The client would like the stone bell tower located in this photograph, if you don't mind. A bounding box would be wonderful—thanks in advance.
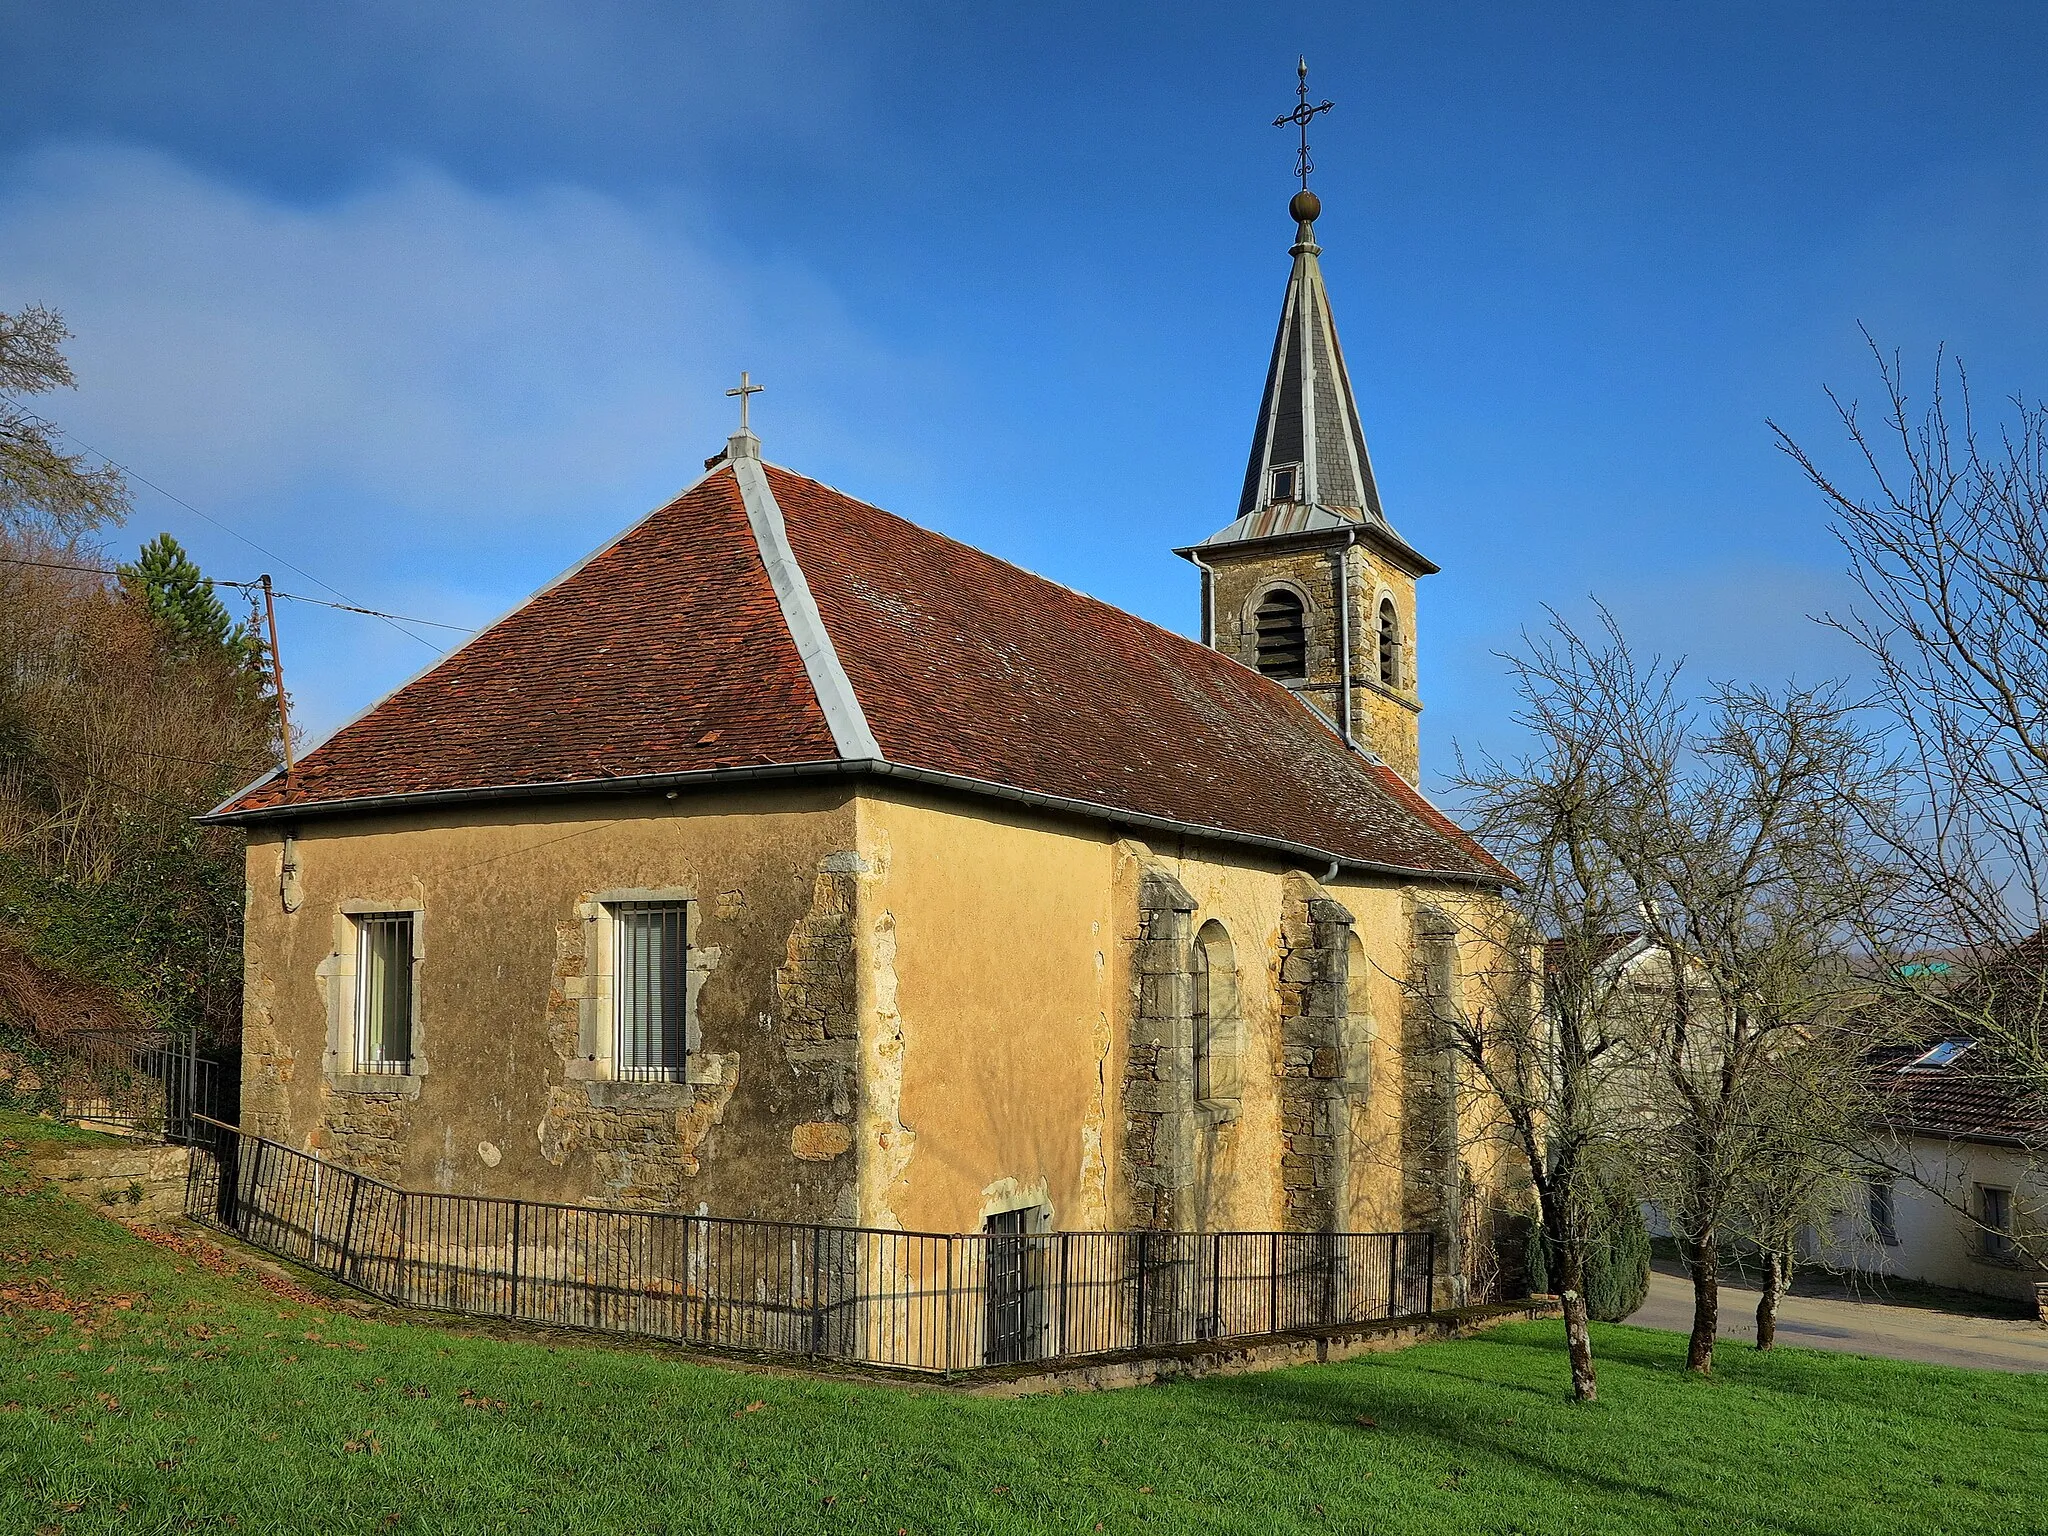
[1176,170,1436,785]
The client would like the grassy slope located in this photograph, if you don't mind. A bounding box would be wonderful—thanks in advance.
[2,1109,2044,1536]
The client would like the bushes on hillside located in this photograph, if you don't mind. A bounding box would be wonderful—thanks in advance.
[0,534,276,1044]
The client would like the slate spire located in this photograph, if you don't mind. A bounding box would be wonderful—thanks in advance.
[1234,189,1386,530]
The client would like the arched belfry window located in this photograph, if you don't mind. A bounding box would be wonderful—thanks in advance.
[1254,589,1307,682]
[1191,920,1242,1112]
[1378,597,1402,688]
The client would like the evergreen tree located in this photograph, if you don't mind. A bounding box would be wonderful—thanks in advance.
[118,533,263,671]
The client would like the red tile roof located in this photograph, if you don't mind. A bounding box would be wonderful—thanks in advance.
[211,460,1507,883]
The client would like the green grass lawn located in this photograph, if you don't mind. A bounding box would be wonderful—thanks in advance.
[3,1109,2044,1535]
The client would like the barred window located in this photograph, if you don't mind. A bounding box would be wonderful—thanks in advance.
[1254,589,1307,681]
[1869,1177,1898,1246]
[612,901,689,1082]
[353,913,414,1075]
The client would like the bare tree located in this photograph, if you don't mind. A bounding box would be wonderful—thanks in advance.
[1445,614,1668,1402]
[1728,1029,1870,1348]
[1775,343,2048,1257]
[1461,610,1895,1375]
[0,306,131,536]
[1621,672,1896,1372]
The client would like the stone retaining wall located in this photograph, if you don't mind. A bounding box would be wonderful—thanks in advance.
[31,1136,192,1223]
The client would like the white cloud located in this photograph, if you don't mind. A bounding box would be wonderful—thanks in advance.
[0,142,922,737]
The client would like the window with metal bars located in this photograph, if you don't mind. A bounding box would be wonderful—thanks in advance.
[353,913,414,1074]
[1378,596,1401,687]
[612,901,689,1082]
[1253,589,1307,681]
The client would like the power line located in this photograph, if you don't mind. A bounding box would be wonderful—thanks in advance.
[0,553,476,634]
[1,393,443,651]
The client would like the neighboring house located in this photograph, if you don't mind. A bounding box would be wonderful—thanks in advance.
[202,185,1518,1296]
[1817,1034,2047,1304]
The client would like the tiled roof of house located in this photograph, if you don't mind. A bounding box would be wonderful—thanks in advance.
[1875,1039,2047,1147]
[1874,934,2048,1146]
[209,454,1508,884]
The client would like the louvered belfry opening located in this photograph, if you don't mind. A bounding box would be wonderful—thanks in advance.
[1254,589,1307,681]
[1378,597,1400,687]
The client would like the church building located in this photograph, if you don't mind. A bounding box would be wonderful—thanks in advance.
[208,180,1516,1296]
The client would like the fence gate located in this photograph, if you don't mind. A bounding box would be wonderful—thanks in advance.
[982,1209,1046,1365]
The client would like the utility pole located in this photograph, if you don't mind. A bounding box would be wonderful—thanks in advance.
[259,574,294,778]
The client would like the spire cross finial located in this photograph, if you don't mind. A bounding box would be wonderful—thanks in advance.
[725,370,764,432]
[1272,57,1335,192]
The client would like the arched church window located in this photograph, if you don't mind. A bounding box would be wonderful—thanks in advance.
[1344,930,1372,1097]
[1254,589,1307,681]
[1191,919,1241,1109]
[1378,597,1401,688]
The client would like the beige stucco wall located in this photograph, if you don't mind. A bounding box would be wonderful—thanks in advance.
[848,786,1118,1234]
[849,782,1517,1246]
[240,784,867,1222]
[238,775,1520,1251]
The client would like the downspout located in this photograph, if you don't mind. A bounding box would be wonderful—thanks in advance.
[1188,547,1216,648]
[1335,529,1357,749]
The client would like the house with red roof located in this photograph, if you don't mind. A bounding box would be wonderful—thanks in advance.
[207,183,1517,1314]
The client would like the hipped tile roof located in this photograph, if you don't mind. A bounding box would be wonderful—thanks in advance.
[210,460,1507,884]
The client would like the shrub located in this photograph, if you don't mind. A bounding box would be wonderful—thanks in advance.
[1525,1196,1652,1322]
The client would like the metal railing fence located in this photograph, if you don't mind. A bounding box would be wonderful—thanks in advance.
[185,1120,1434,1373]
[59,1029,238,1145]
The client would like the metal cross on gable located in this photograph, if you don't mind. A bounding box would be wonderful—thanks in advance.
[726,370,764,432]
[1273,57,1335,191]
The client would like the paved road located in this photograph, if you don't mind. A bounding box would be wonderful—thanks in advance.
[1624,1267,2048,1371]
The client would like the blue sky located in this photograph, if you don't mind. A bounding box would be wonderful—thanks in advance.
[4,2,2046,783]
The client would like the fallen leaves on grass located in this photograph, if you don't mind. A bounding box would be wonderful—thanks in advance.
[130,1226,328,1307]
[457,1389,507,1413]
[0,1276,142,1324]
[733,1400,767,1417]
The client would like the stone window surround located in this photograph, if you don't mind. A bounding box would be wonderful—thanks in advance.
[1239,576,1319,638]
[568,887,721,1107]
[1974,1184,2020,1265]
[1373,586,1408,692]
[1341,929,1374,1098]
[1191,918,1244,1125]
[324,901,428,1098]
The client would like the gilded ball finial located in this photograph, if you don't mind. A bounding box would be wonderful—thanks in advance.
[1290,189,1321,224]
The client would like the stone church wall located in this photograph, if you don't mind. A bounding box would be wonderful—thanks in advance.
[238,780,1523,1255]
[240,785,868,1224]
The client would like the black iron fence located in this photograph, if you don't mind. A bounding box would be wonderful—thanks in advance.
[60,1029,238,1145]
[185,1120,1435,1373]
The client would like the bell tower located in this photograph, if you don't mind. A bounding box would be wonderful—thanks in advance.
[1176,67,1434,783]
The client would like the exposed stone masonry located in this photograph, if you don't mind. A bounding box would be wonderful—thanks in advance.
[1275,872,1352,1232]
[1401,904,1466,1305]
[775,855,863,1193]
[1204,541,1422,785]
[1122,864,1197,1232]
[321,1091,410,1182]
